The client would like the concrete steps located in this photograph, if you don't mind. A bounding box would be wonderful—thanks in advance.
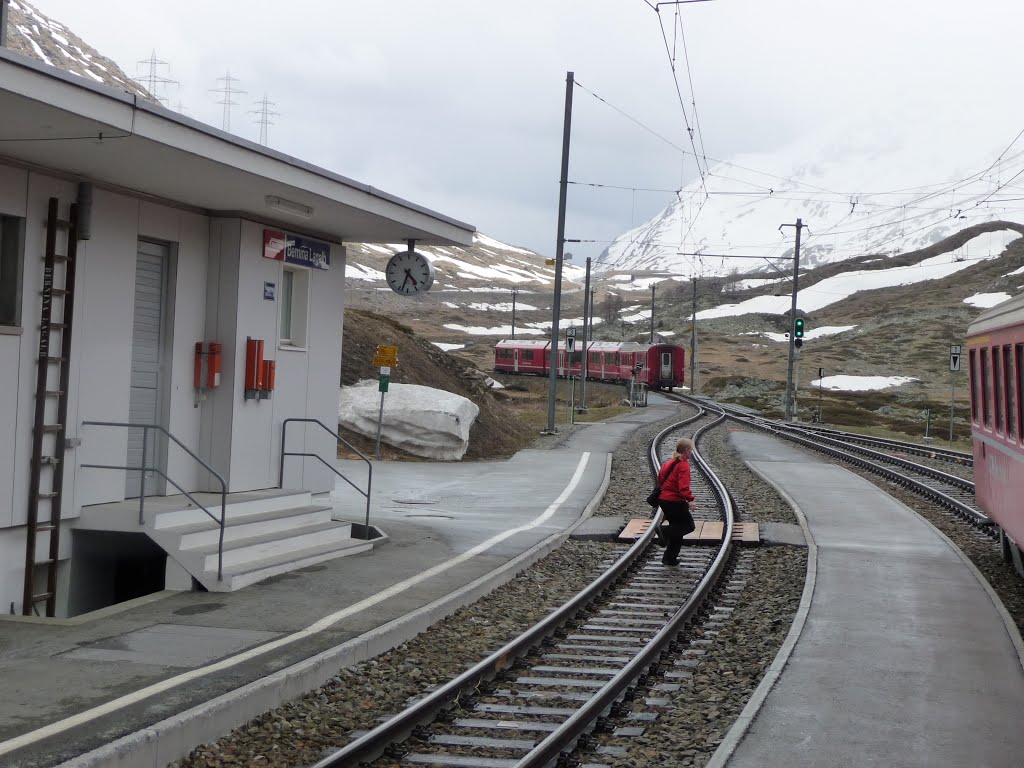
[80,488,376,592]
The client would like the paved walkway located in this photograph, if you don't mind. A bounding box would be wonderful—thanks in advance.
[0,396,677,768]
[711,432,1024,768]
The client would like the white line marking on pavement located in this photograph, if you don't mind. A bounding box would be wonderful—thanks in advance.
[0,452,591,757]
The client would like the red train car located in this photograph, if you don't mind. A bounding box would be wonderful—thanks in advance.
[967,293,1024,574]
[494,339,686,390]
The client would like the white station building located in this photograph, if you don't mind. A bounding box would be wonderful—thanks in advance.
[0,47,475,618]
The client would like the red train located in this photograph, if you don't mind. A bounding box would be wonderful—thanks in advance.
[967,293,1024,575]
[493,340,686,390]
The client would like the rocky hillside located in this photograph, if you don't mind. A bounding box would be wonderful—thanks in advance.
[340,310,535,460]
[4,0,152,98]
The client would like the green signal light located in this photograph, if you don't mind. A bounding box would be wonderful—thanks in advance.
[794,318,805,338]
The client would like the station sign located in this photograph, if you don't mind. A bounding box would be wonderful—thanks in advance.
[262,229,331,270]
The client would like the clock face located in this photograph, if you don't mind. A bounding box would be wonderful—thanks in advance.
[385,250,435,295]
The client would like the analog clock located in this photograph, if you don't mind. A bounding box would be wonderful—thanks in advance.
[385,249,435,295]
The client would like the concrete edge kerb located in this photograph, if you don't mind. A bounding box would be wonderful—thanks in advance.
[704,460,818,768]
[908,506,1024,672]
[56,452,614,768]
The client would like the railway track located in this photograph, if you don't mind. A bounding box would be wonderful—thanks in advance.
[795,424,973,465]
[701,400,991,534]
[308,405,738,768]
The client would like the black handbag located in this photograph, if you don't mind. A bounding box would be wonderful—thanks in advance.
[646,459,679,507]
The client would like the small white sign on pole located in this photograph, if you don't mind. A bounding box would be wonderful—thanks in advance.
[567,336,576,352]
[949,344,962,372]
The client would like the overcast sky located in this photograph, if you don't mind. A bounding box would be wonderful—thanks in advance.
[36,0,1024,261]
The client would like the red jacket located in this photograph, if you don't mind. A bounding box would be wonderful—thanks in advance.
[657,457,694,503]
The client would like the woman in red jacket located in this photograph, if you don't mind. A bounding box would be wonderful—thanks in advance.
[656,437,696,565]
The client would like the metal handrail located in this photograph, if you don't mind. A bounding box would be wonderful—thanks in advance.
[280,418,372,533]
[80,421,226,581]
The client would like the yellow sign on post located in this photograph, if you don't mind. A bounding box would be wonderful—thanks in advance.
[373,344,398,368]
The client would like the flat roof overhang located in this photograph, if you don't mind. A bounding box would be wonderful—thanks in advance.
[0,49,475,246]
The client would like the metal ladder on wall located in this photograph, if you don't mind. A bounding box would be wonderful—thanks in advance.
[22,198,78,617]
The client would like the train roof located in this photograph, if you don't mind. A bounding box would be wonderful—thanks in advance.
[967,293,1024,337]
[495,339,666,351]
[495,339,550,348]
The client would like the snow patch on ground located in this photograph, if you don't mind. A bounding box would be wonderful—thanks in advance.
[756,325,857,343]
[963,292,1012,308]
[431,342,465,351]
[811,375,917,391]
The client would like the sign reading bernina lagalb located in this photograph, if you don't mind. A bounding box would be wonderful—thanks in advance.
[263,229,331,270]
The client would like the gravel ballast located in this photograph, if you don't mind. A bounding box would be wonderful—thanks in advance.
[171,404,815,768]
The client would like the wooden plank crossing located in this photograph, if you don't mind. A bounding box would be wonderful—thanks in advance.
[619,519,760,546]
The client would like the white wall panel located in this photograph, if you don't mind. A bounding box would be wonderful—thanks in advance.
[70,189,140,509]
[228,220,282,491]
[199,218,240,491]
[0,335,21,528]
[143,206,210,491]
[300,242,346,494]
[0,164,28,217]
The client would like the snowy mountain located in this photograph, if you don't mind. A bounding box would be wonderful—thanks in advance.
[3,0,152,98]
[598,117,1024,279]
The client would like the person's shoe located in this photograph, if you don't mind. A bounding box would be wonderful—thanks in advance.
[661,557,680,566]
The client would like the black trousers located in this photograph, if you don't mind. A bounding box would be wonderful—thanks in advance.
[660,500,695,562]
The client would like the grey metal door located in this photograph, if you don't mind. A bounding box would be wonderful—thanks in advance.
[125,240,168,498]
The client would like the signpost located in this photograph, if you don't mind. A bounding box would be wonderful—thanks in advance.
[817,367,824,423]
[949,345,961,445]
[373,344,399,458]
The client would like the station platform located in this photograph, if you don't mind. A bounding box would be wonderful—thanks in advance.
[709,431,1024,768]
[0,397,678,768]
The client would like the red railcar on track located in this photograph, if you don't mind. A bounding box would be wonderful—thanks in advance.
[967,293,1024,574]
[493,339,686,390]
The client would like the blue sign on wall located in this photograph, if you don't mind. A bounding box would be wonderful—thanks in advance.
[263,229,331,270]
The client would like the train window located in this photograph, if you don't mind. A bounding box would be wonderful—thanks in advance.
[523,350,533,362]
[1005,345,1017,441]
[1017,345,1024,441]
[969,350,979,423]
[994,351,1004,434]
[981,348,992,429]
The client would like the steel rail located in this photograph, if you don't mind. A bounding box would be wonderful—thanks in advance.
[766,421,975,493]
[313,406,734,768]
[716,409,991,528]
[794,423,973,464]
[514,407,734,768]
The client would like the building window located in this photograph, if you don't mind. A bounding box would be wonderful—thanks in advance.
[279,266,309,348]
[0,215,25,327]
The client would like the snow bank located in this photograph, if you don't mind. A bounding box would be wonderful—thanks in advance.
[338,382,480,460]
[811,375,917,391]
